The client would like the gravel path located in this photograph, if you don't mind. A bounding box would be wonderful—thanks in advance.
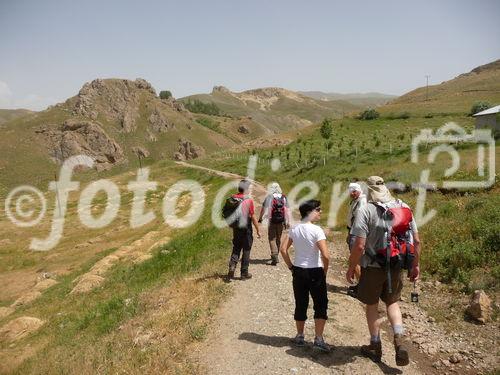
[179,161,431,374]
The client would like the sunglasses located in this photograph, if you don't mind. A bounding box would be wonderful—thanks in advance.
[314,207,322,212]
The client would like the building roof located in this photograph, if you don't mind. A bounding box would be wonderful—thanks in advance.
[473,104,500,116]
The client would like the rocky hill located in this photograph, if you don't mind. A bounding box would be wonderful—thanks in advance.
[381,59,500,115]
[0,78,265,193]
[180,86,360,133]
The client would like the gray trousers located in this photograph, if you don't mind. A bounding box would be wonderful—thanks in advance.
[268,222,284,260]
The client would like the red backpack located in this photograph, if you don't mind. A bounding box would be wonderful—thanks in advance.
[270,195,286,224]
[369,200,416,270]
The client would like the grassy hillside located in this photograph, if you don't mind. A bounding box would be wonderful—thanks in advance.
[0,109,33,125]
[299,91,396,107]
[193,114,500,293]
[381,59,500,115]
[0,161,233,374]
[180,86,360,133]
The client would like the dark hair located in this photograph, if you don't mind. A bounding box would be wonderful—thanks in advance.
[299,199,321,219]
[238,179,251,193]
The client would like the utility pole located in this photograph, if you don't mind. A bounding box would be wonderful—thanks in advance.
[425,75,430,101]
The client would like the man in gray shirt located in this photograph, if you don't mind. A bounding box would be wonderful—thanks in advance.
[346,176,421,367]
[346,182,367,296]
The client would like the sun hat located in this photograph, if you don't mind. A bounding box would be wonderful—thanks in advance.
[366,176,393,203]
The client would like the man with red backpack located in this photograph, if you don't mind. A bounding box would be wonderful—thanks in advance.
[223,179,261,280]
[258,182,290,265]
[346,176,421,367]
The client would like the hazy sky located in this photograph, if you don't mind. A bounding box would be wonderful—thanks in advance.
[0,0,499,110]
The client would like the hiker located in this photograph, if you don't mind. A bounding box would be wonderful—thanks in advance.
[280,200,331,352]
[346,182,367,297]
[258,182,290,265]
[346,176,421,366]
[224,179,261,280]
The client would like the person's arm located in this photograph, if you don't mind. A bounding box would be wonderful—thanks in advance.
[251,214,261,238]
[280,235,294,270]
[258,196,268,223]
[346,206,369,284]
[317,239,329,276]
[409,231,421,281]
[346,237,366,284]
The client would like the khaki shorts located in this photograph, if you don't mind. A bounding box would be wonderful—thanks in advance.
[357,266,403,305]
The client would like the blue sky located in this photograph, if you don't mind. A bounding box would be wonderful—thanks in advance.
[0,0,499,110]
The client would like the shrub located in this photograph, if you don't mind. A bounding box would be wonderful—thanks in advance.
[470,101,491,115]
[159,90,172,100]
[196,117,220,132]
[185,99,222,116]
[359,108,380,120]
[320,118,333,140]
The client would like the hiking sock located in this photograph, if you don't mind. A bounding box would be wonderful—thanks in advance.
[370,334,381,343]
[392,324,404,336]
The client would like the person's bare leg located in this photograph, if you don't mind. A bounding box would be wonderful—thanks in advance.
[366,303,381,337]
[295,320,305,335]
[314,319,326,338]
[387,301,409,366]
[386,302,403,328]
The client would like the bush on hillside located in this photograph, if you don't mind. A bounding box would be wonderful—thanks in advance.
[159,90,172,100]
[320,118,333,140]
[359,108,380,120]
[470,101,491,115]
[185,99,222,116]
[196,117,220,132]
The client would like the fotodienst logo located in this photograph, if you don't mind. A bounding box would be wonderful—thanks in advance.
[3,122,496,251]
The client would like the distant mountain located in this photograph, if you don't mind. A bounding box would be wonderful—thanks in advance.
[299,91,396,107]
[180,86,360,134]
[381,59,500,115]
[0,109,33,125]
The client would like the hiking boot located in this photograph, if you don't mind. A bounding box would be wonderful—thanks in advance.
[313,337,331,353]
[271,258,278,266]
[393,334,410,366]
[361,340,382,362]
[240,272,252,280]
[347,284,358,298]
[226,269,235,281]
[290,334,305,347]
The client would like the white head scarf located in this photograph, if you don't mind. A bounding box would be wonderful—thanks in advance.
[348,182,362,193]
[269,182,282,195]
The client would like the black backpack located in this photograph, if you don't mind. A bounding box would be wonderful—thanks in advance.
[222,196,244,228]
[270,195,286,223]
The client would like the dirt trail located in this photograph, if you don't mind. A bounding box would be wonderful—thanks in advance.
[179,162,434,375]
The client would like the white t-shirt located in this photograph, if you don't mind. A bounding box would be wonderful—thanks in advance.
[289,222,326,268]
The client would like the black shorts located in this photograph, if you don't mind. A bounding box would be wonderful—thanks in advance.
[292,266,328,321]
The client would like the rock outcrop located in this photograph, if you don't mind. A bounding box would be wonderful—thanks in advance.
[173,138,205,160]
[36,119,124,171]
[466,290,492,324]
[148,105,173,132]
[238,125,250,134]
[132,146,150,158]
[73,78,157,132]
